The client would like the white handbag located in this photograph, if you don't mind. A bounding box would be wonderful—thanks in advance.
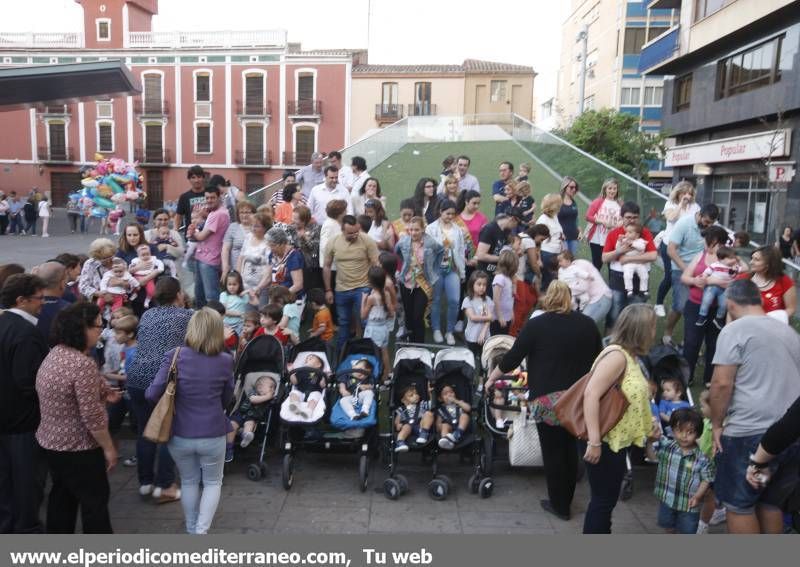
[506,407,544,467]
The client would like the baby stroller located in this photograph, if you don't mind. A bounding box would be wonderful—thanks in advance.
[229,333,285,481]
[429,347,492,500]
[279,337,381,492]
[480,335,543,477]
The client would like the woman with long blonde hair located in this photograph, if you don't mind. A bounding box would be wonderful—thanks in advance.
[584,178,622,271]
[535,193,565,291]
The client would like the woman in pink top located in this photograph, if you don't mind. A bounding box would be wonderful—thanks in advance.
[457,190,487,254]
[584,179,622,271]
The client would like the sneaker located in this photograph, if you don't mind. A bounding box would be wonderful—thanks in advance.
[696,520,709,535]
[438,437,454,450]
[415,431,430,445]
[138,484,153,496]
[433,330,444,343]
[445,332,455,346]
[642,291,650,298]
[654,304,666,317]
[153,485,181,504]
[394,440,409,453]
[240,431,255,448]
[713,317,725,330]
[123,455,137,467]
[225,443,234,463]
[695,316,708,327]
[42,234,49,238]
[709,507,727,525]
[454,320,464,333]
[626,290,633,298]
[446,429,463,444]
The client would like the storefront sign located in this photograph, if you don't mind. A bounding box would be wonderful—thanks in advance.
[768,162,796,183]
[665,129,791,167]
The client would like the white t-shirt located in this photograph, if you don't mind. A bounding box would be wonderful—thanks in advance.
[517,234,537,280]
[662,201,701,242]
[536,214,564,254]
[239,234,270,290]
[461,296,494,344]
[589,200,621,246]
[38,200,51,218]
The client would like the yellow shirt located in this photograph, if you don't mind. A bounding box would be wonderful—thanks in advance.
[324,232,379,291]
[603,347,652,453]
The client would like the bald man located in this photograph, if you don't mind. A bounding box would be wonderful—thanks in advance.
[34,261,69,338]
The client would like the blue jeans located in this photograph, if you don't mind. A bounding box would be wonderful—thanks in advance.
[127,387,176,489]
[431,270,460,333]
[8,214,23,234]
[699,285,727,319]
[670,269,689,313]
[335,287,369,354]
[714,434,763,514]
[193,260,221,308]
[582,295,612,324]
[167,435,226,534]
[656,242,672,305]
[607,274,647,329]
[565,239,579,255]
[657,502,700,534]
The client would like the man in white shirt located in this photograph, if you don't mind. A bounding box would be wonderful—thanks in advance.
[438,154,479,194]
[295,152,326,198]
[328,151,354,193]
[350,156,370,196]
[307,166,353,223]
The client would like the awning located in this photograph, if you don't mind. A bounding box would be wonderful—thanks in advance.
[0,60,140,110]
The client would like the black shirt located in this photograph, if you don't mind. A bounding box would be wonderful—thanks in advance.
[476,221,509,274]
[760,395,800,456]
[498,311,602,399]
[176,188,206,235]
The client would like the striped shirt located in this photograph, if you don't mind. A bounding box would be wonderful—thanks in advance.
[653,439,715,512]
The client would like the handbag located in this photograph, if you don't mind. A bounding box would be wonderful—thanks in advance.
[143,347,181,444]
[554,345,629,441]
[507,407,543,467]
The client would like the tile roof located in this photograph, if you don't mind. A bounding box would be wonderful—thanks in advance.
[353,59,535,75]
[462,59,535,74]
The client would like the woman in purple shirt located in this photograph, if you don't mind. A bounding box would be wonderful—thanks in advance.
[146,308,234,535]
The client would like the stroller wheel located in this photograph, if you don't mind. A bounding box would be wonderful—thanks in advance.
[467,472,480,494]
[247,463,262,482]
[383,478,401,500]
[428,478,449,501]
[435,474,452,491]
[282,455,294,490]
[394,473,409,495]
[259,462,269,478]
[478,477,494,499]
[358,455,369,493]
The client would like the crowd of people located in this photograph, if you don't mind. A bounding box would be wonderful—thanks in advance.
[1,153,799,536]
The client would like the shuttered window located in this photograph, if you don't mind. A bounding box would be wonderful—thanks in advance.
[196,123,211,153]
[143,74,162,114]
[245,124,263,162]
[295,127,314,165]
[145,124,163,162]
[195,73,210,102]
[48,122,66,159]
[98,122,113,152]
[298,74,314,114]
[245,74,263,115]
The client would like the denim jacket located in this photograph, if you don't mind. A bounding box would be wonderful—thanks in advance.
[395,234,444,287]
[425,220,466,280]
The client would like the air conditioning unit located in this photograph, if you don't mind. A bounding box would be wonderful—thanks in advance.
[97,102,113,118]
[195,102,212,118]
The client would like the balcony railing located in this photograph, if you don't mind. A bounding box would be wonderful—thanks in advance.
[638,25,680,74]
[235,100,272,118]
[287,100,322,117]
[133,99,170,118]
[127,30,287,49]
[375,104,404,122]
[134,148,172,165]
[235,150,273,166]
[37,104,72,117]
[37,146,73,163]
[282,151,313,166]
[407,103,437,117]
[0,31,83,49]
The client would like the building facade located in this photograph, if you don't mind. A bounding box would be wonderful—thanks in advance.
[642,0,800,243]
[350,60,535,143]
[0,0,353,206]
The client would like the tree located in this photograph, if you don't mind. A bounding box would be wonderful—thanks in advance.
[554,109,665,181]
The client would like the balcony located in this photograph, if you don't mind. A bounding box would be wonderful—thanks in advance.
[235,100,272,118]
[37,146,73,163]
[134,148,172,166]
[0,31,83,49]
[282,151,312,166]
[374,103,403,124]
[638,25,681,75]
[287,100,322,119]
[127,29,287,49]
[37,104,72,117]
[235,150,273,167]
[133,99,170,118]
[407,103,437,117]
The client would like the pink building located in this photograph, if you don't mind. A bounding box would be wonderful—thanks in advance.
[0,0,359,206]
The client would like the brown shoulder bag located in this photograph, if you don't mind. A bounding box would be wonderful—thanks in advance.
[143,347,181,444]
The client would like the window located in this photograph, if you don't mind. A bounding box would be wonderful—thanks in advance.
[298,73,315,114]
[145,124,163,162]
[48,122,66,160]
[295,127,315,165]
[716,36,782,100]
[143,73,162,114]
[623,27,647,54]
[98,122,113,152]
[244,74,264,115]
[96,19,110,41]
[620,87,641,106]
[643,86,663,106]
[695,0,734,22]
[245,124,264,162]
[195,73,210,102]
[413,82,432,115]
[541,99,553,119]
[647,26,670,42]
[195,123,211,154]
[490,80,507,103]
[673,73,692,112]
[96,99,113,118]
[380,82,399,115]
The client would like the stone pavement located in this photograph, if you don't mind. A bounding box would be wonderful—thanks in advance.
[107,438,718,535]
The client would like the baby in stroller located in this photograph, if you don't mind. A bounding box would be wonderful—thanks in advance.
[228,374,277,450]
[336,358,376,420]
[436,384,471,450]
[394,385,435,453]
[285,353,326,420]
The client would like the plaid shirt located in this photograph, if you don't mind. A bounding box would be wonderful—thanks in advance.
[653,439,715,512]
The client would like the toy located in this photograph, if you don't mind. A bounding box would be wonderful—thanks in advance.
[71,153,143,214]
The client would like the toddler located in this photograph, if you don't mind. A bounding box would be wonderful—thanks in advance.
[227,375,277,460]
[696,246,741,328]
[653,409,715,534]
[129,244,164,308]
[462,270,493,358]
[268,285,301,342]
[103,313,138,438]
[307,288,335,342]
[99,257,140,314]
[617,222,650,297]
[695,390,726,533]
[658,377,691,434]
[182,207,207,268]
[220,271,249,335]
[514,181,536,227]
[557,252,592,309]
[336,358,375,421]
[361,266,395,380]
[490,370,528,428]
[491,250,517,336]
[516,163,530,183]
[436,384,470,450]
[238,310,261,354]
[153,225,180,276]
[394,385,434,452]
[287,353,326,419]
[256,304,296,345]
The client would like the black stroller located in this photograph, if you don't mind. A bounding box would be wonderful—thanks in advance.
[229,333,285,481]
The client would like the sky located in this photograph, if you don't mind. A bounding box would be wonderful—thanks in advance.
[4,0,566,98]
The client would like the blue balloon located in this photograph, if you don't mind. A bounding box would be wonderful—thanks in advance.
[91,207,108,218]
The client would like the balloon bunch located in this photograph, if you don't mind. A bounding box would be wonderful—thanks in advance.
[69,153,145,218]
